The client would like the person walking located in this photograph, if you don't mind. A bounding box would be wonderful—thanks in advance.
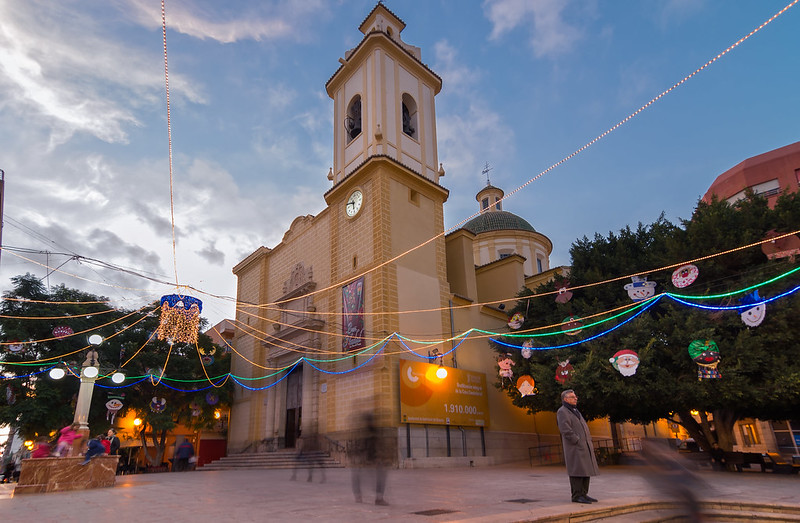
[31,437,52,458]
[174,439,194,472]
[556,389,599,504]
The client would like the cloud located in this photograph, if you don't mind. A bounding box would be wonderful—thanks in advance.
[0,0,206,148]
[483,0,582,58]
[196,242,225,266]
[125,0,328,44]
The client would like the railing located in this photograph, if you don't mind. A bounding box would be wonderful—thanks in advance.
[528,437,642,467]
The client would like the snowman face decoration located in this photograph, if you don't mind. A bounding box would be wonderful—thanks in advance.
[624,278,657,301]
[741,304,766,327]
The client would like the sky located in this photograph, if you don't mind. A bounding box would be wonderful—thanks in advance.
[0,0,798,328]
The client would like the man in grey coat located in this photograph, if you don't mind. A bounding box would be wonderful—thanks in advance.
[557,389,599,504]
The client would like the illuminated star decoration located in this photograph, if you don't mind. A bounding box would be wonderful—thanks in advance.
[157,294,203,345]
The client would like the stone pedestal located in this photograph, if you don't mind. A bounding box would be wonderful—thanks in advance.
[14,455,120,495]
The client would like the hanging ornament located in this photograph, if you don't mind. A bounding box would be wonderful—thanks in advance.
[150,397,167,413]
[157,294,203,345]
[561,316,582,336]
[609,349,640,377]
[145,367,164,385]
[555,359,574,384]
[739,291,766,327]
[624,276,657,302]
[520,339,534,359]
[507,313,524,330]
[189,401,202,416]
[516,375,537,397]
[554,279,573,304]
[6,341,24,354]
[761,229,800,260]
[5,386,16,405]
[688,340,721,380]
[106,393,125,423]
[199,347,216,366]
[671,264,699,288]
[206,392,219,406]
[52,326,74,339]
[497,353,515,381]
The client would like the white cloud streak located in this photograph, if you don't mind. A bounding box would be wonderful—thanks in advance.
[483,0,582,58]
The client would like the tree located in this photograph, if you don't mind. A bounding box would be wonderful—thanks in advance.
[493,192,800,451]
[0,275,232,465]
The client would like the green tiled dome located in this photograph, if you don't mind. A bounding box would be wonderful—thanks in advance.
[462,211,536,234]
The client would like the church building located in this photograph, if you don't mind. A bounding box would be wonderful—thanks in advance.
[229,4,567,465]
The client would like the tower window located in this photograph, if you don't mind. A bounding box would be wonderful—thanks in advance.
[495,197,502,211]
[345,95,362,143]
[536,257,543,273]
[401,93,417,139]
[481,198,489,210]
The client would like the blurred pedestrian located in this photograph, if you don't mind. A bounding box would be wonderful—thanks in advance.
[291,433,326,483]
[640,438,707,521]
[175,439,194,472]
[556,389,599,504]
[54,422,83,457]
[81,434,107,465]
[31,437,52,458]
[351,411,388,506]
[709,442,726,471]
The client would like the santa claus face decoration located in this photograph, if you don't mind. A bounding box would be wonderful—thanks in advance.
[740,291,766,327]
[688,339,721,380]
[624,276,657,301]
[609,349,640,377]
[555,359,574,384]
[671,264,699,288]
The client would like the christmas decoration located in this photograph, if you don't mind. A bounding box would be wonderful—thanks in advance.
[688,339,721,380]
[555,359,574,384]
[157,294,203,345]
[671,264,699,288]
[507,313,524,330]
[521,339,534,359]
[150,397,167,413]
[6,342,24,354]
[199,347,216,366]
[624,276,657,301]
[561,316,583,336]
[516,375,537,397]
[609,349,640,376]
[205,392,219,405]
[52,326,74,339]
[740,291,766,327]
[105,393,125,423]
[189,401,202,416]
[555,280,573,304]
[497,353,515,380]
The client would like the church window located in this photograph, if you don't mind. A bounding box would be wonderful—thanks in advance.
[495,197,502,211]
[345,95,362,143]
[482,198,489,210]
[536,257,543,273]
[401,93,417,139]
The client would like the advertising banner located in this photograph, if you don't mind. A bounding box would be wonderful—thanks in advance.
[342,277,365,351]
[399,359,489,427]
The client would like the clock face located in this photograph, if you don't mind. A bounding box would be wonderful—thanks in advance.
[346,190,363,217]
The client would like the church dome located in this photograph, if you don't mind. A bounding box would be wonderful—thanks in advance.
[462,210,536,235]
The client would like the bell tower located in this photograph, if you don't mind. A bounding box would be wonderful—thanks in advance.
[325,3,443,185]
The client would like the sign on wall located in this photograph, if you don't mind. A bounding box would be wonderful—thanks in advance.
[399,359,489,427]
[342,277,365,351]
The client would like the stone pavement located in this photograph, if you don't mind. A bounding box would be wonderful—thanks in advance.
[0,462,798,522]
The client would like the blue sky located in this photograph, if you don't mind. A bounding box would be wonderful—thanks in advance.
[0,0,798,327]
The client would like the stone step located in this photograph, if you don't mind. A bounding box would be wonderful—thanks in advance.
[199,451,344,471]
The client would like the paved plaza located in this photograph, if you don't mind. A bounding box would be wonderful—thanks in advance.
[1,461,799,522]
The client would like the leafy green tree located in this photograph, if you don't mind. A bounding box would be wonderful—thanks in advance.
[493,192,800,451]
[0,275,232,465]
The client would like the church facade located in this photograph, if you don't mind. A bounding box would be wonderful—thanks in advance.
[229,4,570,465]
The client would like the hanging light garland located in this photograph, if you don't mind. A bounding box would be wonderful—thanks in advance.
[157,294,203,344]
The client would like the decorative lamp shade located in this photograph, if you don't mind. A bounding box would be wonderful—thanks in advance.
[157,294,203,344]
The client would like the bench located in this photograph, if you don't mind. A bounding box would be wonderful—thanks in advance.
[763,453,800,474]
[723,452,767,472]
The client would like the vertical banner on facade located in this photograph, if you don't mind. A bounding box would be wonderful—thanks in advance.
[342,277,365,351]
